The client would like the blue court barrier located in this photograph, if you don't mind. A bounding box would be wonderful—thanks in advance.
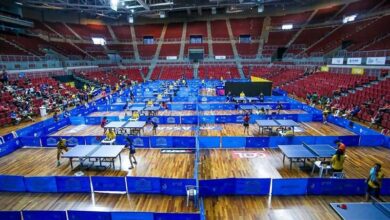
[85,136,105,145]
[169,103,184,110]
[69,117,85,125]
[172,136,196,148]
[0,175,26,192]
[56,176,91,193]
[198,136,220,148]
[380,178,390,195]
[49,136,86,146]
[165,116,180,124]
[307,178,366,195]
[272,178,308,196]
[199,178,235,196]
[111,212,154,220]
[153,213,200,220]
[235,178,271,195]
[360,135,386,146]
[215,115,234,123]
[127,177,161,194]
[245,137,270,148]
[150,136,173,148]
[2,133,14,142]
[0,138,22,157]
[160,178,196,196]
[0,211,21,220]
[67,211,111,220]
[19,136,41,147]
[181,116,198,124]
[109,104,125,111]
[91,176,126,192]
[40,136,60,147]
[221,137,246,148]
[24,176,58,193]
[200,116,215,124]
[22,211,67,220]
[85,117,103,125]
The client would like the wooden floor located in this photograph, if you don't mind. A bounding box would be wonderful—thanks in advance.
[88,109,307,117]
[51,122,355,137]
[0,192,197,213]
[204,195,390,220]
[0,148,194,178]
[200,147,390,179]
[1,147,388,179]
[0,192,388,220]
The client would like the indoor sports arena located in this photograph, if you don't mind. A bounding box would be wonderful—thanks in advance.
[0,0,389,219]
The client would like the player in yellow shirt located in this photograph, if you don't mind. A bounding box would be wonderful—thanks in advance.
[106,129,116,141]
[56,138,68,167]
[147,100,153,107]
[132,111,140,121]
[330,149,345,172]
[157,94,163,100]
[240,91,245,98]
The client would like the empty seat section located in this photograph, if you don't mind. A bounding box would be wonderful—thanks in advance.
[186,21,207,38]
[310,4,345,24]
[47,22,76,38]
[164,23,183,41]
[86,24,112,40]
[185,44,209,57]
[212,43,234,57]
[159,44,181,58]
[236,43,259,57]
[138,45,157,59]
[271,11,313,26]
[134,24,163,40]
[152,65,193,80]
[210,20,229,40]
[230,18,263,39]
[336,0,379,19]
[266,30,297,47]
[107,44,134,58]
[198,64,239,80]
[111,25,132,41]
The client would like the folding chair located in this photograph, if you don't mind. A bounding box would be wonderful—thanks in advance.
[186,185,198,207]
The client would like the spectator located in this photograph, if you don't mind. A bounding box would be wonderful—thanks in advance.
[10,111,21,125]
[370,111,383,128]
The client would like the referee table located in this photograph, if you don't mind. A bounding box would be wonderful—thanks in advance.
[62,144,124,170]
[105,121,146,135]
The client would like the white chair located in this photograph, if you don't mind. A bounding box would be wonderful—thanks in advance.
[186,185,198,207]
[101,138,115,145]
[311,161,331,177]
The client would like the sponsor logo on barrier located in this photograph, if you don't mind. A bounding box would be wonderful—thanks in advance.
[47,137,58,146]
[331,58,343,64]
[167,117,176,124]
[67,137,79,146]
[152,117,160,123]
[156,137,168,147]
[232,151,266,159]
[133,138,144,147]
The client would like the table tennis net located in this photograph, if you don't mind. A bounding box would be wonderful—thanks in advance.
[372,197,390,218]
[302,142,321,156]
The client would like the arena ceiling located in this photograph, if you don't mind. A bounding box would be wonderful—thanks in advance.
[10,0,343,19]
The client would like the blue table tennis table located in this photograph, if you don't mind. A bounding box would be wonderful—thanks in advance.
[256,119,299,135]
[278,144,336,170]
[330,202,390,220]
[144,106,160,116]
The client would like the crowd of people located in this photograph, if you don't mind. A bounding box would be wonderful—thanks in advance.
[0,69,94,126]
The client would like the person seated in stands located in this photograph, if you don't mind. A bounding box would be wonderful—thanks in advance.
[279,127,294,136]
[306,93,312,104]
[10,111,21,125]
[379,102,390,113]
[319,96,327,109]
[21,109,34,122]
[239,91,246,98]
[106,129,116,141]
[348,105,360,119]
[342,107,352,118]
[311,92,318,106]
[131,110,140,121]
[259,92,264,102]
[381,128,389,136]
[333,108,342,117]
[330,149,345,173]
[370,111,383,128]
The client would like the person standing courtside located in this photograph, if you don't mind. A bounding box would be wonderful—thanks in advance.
[126,137,137,169]
[56,138,68,167]
[366,163,384,201]
[243,113,250,135]
[101,116,108,134]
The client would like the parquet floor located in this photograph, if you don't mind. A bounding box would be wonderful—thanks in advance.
[0,148,194,178]
[50,122,354,137]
